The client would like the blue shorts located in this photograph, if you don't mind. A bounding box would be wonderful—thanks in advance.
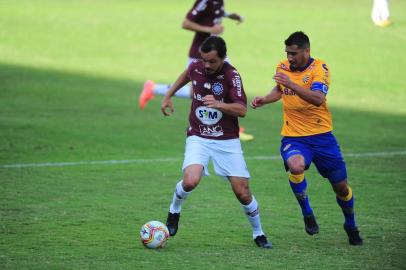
[280,132,347,183]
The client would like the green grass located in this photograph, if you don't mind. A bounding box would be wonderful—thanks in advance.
[1,0,406,269]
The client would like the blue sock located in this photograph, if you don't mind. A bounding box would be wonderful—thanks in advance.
[336,186,356,229]
[289,173,313,216]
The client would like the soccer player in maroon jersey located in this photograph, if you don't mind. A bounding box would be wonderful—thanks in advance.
[161,36,272,248]
[139,0,254,141]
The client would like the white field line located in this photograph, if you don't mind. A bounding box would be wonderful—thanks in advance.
[1,150,406,169]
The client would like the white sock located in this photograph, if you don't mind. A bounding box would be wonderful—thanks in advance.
[372,0,390,22]
[174,84,192,98]
[241,196,265,238]
[154,83,171,96]
[169,180,191,214]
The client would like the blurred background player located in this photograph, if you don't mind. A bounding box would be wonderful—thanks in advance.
[251,31,363,245]
[161,36,272,248]
[372,0,391,27]
[139,0,254,141]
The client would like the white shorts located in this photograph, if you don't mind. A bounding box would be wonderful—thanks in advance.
[182,135,250,179]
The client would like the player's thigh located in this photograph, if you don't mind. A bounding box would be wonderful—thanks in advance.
[210,139,250,179]
[312,133,347,183]
[183,164,204,190]
[182,136,211,177]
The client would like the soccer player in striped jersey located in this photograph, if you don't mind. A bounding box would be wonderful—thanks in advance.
[251,31,363,245]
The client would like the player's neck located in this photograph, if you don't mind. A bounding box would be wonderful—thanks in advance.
[292,57,314,72]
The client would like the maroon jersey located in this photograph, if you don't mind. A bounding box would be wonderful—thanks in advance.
[186,0,224,59]
[186,60,246,139]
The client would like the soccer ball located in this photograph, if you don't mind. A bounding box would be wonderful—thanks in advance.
[140,221,170,249]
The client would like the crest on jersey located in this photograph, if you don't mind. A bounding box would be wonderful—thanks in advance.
[212,82,224,95]
[303,75,310,83]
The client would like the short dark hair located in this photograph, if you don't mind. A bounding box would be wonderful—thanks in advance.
[200,36,227,58]
[285,31,310,49]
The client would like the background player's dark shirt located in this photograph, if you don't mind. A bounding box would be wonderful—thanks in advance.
[186,60,246,139]
[186,0,224,59]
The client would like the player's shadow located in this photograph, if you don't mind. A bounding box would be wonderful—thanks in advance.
[1,62,405,164]
[0,62,188,163]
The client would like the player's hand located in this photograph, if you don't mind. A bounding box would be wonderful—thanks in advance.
[211,24,224,35]
[228,13,244,24]
[161,97,174,116]
[251,96,266,109]
[203,95,220,109]
[273,72,292,88]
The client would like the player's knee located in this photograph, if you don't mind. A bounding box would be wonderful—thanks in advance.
[182,173,200,192]
[289,165,305,175]
[333,181,349,198]
[287,156,305,174]
[234,186,252,204]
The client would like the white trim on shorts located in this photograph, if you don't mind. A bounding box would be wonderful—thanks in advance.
[182,135,250,179]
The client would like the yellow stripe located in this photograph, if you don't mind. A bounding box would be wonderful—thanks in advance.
[288,173,305,183]
[338,186,353,201]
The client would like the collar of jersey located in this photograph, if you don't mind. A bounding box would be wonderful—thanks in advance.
[290,58,314,72]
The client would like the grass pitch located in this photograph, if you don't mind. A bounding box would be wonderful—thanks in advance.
[1,0,406,269]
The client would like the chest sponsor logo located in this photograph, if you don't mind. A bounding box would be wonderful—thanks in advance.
[283,87,296,96]
[195,106,223,125]
[212,82,224,95]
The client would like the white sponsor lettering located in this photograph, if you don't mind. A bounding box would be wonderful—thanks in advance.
[199,124,224,137]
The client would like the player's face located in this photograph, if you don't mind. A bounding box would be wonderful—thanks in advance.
[286,45,310,70]
[201,50,224,75]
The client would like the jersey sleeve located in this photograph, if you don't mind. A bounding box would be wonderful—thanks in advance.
[311,62,330,95]
[227,70,247,106]
[186,0,208,22]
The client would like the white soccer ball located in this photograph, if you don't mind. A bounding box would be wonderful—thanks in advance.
[140,221,170,249]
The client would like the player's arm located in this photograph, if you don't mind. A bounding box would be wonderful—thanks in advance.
[203,95,247,117]
[224,12,243,24]
[251,86,282,109]
[182,18,223,35]
[161,70,190,116]
[273,72,325,106]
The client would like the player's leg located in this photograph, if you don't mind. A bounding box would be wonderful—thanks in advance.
[211,138,271,248]
[313,132,363,245]
[372,0,391,27]
[139,58,199,109]
[228,177,272,249]
[139,81,192,110]
[166,136,209,236]
[281,138,318,235]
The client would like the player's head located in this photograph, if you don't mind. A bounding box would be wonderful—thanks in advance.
[200,36,227,75]
[284,31,311,70]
